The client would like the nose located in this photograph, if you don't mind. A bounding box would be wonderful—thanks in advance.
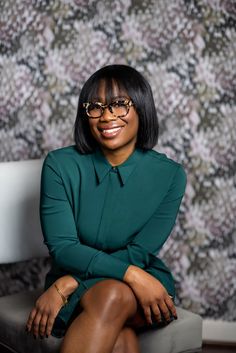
[99,106,116,122]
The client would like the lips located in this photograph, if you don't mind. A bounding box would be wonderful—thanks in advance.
[98,125,125,138]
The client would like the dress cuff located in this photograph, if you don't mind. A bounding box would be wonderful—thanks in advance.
[87,251,130,281]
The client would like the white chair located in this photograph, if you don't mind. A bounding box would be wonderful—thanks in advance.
[0,159,202,353]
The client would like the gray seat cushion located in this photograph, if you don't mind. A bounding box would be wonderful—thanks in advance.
[0,289,202,353]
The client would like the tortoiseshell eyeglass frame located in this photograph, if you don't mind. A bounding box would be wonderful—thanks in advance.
[83,99,134,119]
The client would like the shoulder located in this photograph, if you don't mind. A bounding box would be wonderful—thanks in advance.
[144,148,183,170]
[143,149,187,189]
[47,145,83,159]
[43,145,92,173]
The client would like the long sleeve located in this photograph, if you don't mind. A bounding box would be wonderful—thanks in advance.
[41,146,184,331]
[109,165,187,268]
[40,153,130,281]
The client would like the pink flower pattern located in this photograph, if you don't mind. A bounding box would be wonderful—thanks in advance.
[0,0,235,321]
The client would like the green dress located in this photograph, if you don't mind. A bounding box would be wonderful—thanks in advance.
[40,145,187,337]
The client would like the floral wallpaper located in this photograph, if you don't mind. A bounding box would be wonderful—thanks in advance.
[0,0,236,322]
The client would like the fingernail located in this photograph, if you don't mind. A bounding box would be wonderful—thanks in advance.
[46,335,49,338]
[25,326,28,332]
[174,315,178,320]
[40,335,44,339]
[33,334,36,340]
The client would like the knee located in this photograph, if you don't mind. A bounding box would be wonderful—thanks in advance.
[80,280,137,320]
[99,280,136,308]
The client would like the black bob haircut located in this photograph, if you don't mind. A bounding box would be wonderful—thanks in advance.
[74,64,159,153]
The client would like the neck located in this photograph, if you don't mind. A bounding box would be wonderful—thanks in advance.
[100,145,136,166]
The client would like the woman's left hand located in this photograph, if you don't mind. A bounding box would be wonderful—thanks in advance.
[124,265,177,325]
[26,275,79,338]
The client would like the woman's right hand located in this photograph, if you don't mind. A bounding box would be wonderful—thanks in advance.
[26,275,79,338]
[124,265,177,326]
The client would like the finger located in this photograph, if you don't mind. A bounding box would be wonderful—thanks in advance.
[46,314,56,337]
[158,301,171,322]
[143,305,152,325]
[32,312,42,338]
[151,303,162,323]
[165,295,178,319]
[39,314,48,338]
[26,308,37,332]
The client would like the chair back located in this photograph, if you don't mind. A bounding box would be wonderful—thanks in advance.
[0,159,48,264]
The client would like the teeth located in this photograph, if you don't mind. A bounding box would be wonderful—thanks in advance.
[102,127,121,133]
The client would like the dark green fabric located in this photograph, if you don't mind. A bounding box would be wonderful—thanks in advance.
[40,145,187,335]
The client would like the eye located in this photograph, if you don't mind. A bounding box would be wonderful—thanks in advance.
[89,102,101,109]
[87,102,103,117]
[111,99,127,107]
[87,102,102,112]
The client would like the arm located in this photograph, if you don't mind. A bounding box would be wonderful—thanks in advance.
[40,154,186,328]
[40,153,130,281]
[110,164,187,268]
[109,165,186,325]
[41,153,186,280]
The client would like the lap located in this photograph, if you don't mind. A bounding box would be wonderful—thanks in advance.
[78,279,160,330]
[78,279,174,331]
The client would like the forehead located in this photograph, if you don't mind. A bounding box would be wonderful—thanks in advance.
[88,79,129,103]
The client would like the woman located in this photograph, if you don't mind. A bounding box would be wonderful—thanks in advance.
[26,64,187,353]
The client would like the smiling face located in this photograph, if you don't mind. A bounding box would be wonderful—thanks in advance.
[88,81,139,157]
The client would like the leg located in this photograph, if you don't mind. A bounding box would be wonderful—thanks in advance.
[111,326,141,353]
[60,279,139,353]
[126,303,148,330]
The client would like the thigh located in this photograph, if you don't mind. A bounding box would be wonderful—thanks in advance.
[112,326,140,353]
[126,304,147,330]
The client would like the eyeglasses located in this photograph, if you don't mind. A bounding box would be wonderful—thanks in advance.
[83,99,134,119]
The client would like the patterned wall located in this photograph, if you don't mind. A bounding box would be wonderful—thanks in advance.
[0,0,236,321]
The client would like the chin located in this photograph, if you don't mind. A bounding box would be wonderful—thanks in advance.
[93,136,121,149]
[100,141,123,151]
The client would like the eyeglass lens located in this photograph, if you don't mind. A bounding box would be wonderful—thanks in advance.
[87,101,129,118]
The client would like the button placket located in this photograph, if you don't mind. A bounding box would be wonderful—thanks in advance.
[95,169,119,248]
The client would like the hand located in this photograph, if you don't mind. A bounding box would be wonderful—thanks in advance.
[26,275,79,338]
[124,265,177,326]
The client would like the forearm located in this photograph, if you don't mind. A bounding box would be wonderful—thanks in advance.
[124,265,174,298]
[110,245,150,269]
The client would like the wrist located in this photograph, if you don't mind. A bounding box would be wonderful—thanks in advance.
[55,275,79,297]
[54,283,68,306]
[123,265,140,285]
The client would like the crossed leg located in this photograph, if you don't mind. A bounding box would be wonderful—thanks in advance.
[111,327,140,353]
[60,279,146,353]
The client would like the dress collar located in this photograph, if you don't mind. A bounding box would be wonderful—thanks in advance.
[91,147,145,185]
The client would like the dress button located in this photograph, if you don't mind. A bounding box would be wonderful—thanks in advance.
[112,166,117,172]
